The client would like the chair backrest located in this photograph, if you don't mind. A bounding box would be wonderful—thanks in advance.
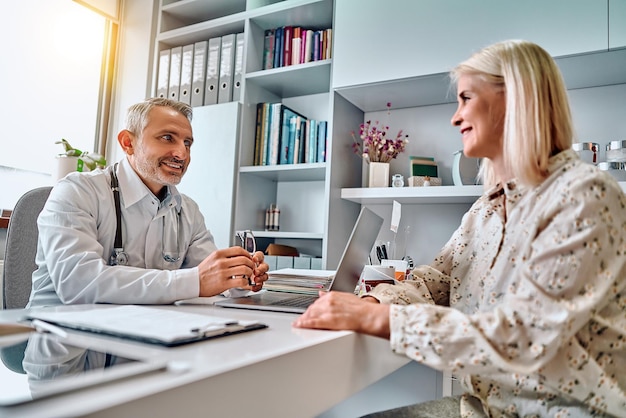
[2,186,52,309]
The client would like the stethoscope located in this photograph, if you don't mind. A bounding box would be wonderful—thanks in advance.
[108,163,182,266]
[109,163,129,266]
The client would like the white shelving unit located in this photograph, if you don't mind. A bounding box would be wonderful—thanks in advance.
[154,0,346,268]
[341,185,484,205]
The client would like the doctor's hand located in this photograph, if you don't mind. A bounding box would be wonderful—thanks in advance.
[248,251,269,292]
[293,291,391,339]
[198,246,261,296]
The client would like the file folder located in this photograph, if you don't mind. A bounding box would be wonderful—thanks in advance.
[156,48,170,99]
[204,37,221,105]
[232,32,245,102]
[190,41,207,107]
[218,33,236,103]
[167,46,183,101]
[178,44,194,105]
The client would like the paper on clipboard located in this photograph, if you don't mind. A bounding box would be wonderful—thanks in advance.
[28,306,267,347]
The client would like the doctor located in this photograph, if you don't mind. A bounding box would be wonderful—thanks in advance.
[28,98,268,307]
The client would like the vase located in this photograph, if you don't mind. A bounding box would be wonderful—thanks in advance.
[368,162,390,187]
[54,155,90,182]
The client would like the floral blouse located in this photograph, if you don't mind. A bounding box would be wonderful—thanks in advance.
[368,149,626,417]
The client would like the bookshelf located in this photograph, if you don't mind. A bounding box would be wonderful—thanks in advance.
[154,0,344,268]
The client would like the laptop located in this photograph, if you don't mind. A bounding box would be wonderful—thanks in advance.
[214,207,384,314]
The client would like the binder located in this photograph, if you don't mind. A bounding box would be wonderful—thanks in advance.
[204,37,221,105]
[190,41,207,107]
[28,306,267,347]
[232,32,245,102]
[167,46,183,101]
[156,48,170,99]
[178,44,194,105]
[218,33,236,104]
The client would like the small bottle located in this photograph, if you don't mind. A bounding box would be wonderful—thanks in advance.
[265,204,280,231]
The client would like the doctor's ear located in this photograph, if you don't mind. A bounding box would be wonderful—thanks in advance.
[117,130,136,155]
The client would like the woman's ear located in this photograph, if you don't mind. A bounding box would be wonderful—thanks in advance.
[117,130,135,155]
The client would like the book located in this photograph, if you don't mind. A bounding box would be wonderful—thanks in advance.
[283,26,292,67]
[204,37,221,105]
[262,102,272,165]
[263,29,275,70]
[303,29,313,63]
[167,46,182,101]
[273,27,283,69]
[306,120,317,163]
[190,41,207,107]
[178,43,194,105]
[317,120,327,162]
[253,102,264,165]
[269,103,282,165]
[156,48,170,99]
[28,306,267,347]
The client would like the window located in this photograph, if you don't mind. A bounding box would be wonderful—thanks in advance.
[0,0,115,209]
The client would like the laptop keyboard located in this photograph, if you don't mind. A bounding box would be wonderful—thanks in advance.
[269,294,317,308]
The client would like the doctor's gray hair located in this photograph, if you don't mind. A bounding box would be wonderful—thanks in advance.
[125,98,193,137]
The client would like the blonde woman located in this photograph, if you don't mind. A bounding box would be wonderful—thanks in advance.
[295,40,626,417]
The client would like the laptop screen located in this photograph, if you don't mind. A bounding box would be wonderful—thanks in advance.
[329,207,384,293]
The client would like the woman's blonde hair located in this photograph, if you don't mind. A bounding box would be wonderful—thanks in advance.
[451,40,574,187]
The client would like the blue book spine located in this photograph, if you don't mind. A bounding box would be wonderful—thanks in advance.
[286,115,297,164]
[279,109,293,165]
[317,121,327,162]
[274,27,283,68]
[308,120,318,163]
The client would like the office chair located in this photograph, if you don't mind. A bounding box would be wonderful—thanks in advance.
[1,186,52,374]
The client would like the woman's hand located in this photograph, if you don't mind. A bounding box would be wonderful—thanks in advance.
[293,291,391,339]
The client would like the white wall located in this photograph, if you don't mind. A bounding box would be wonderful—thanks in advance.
[106,0,158,165]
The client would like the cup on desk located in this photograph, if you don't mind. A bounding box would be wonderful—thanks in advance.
[381,259,409,281]
[356,265,396,295]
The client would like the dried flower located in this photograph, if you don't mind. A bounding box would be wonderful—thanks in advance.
[351,103,409,163]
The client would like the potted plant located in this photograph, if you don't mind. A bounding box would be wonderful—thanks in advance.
[54,139,107,181]
[351,103,409,187]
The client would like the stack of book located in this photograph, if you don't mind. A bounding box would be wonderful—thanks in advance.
[262,26,332,70]
[253,102,328,166]
[155,32,244,107]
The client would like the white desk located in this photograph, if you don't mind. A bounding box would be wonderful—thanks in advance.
[0,303,421,418]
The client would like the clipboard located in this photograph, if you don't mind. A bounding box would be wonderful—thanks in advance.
[27,306,267,347]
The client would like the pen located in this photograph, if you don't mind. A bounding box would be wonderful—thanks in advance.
[31,319,68,338]
[190,321,240,335]
[375,246,383,263]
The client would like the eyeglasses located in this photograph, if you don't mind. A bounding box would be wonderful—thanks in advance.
[235,230,256,254]
[162,210,183,263]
